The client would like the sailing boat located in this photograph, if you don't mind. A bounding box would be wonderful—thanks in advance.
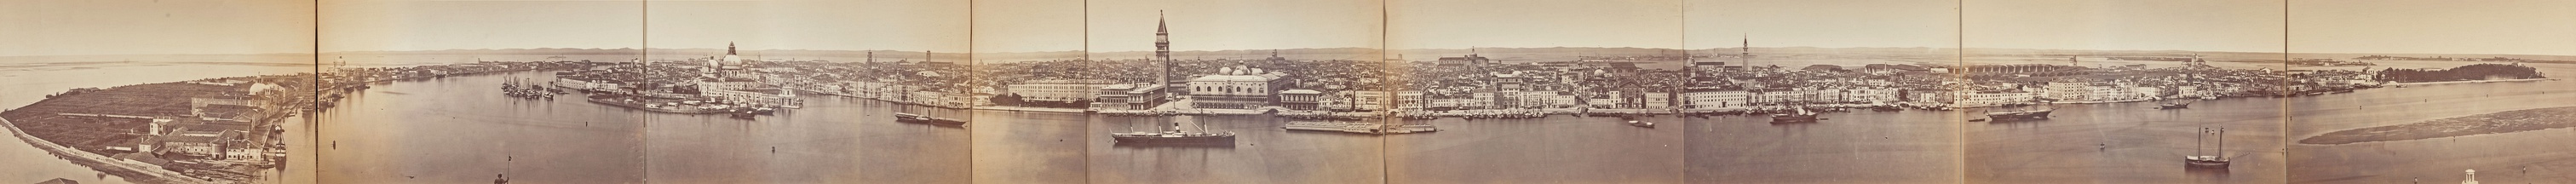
[2156,97,2193,110]
[2186,127,2232,169]
[1772,106,1813,124]
[1111,118,1235,144]
[1986,99,2054,121]
[1770,100,1820,124]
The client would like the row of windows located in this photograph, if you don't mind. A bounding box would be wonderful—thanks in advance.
[1193,86,1268,95]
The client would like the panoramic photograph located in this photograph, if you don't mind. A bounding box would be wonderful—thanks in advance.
[313,0,648,183]
[2285,0,2576,183]
[0,0,315,183]
[7,0,2574,184]
[1960,0,2291,183]
[1387,0,1684,183]
[313,0,969,183]
[1682,0,1964,183]
[1068,0,1389,183]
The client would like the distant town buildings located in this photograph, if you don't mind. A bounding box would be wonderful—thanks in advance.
[1006,79,1121,103]
[1092,83,1167,111]
[1957,64,2086,77]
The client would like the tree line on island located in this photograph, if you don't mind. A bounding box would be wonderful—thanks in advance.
[2374,63,2547,83]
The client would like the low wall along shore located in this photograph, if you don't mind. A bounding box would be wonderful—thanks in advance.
[3,118,214,184]
[2301,106,2576,145]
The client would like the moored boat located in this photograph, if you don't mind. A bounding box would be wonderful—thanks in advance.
[1113,121,1235,145]
[1985,108,2052,120]
[1987,100,2055,121]
[2185,127,2232,169]
[894,112,967,126]
[2156,98,2194,110]
[1770,107,1819,124]
[2157,102,2190,109]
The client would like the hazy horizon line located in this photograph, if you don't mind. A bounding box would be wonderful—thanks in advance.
[20,46,2576,58]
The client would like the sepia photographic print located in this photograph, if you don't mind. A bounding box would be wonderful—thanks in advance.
[3,0,2573,184]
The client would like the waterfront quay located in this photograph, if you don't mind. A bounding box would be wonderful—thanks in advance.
[303,46,2556,183]
[312,70,967,183]
[312,43,2430,124]
[462,43,2554,124]
[941,53,2349,122]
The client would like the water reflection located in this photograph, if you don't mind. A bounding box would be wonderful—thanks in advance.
[1111,141,1239,148]
[2186,165,2232,183]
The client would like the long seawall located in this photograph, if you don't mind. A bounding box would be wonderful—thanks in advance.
[3,118,215,184]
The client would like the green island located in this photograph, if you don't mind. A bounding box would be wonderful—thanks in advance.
[2300,106,2576,145]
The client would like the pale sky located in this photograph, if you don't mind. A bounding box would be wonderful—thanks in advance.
[1079,0,1383,53]
[1964,0,2287,53]
[0,0,313,56]
[321,0,644,52]
[643,0,967,52]
[323,0,967,53]
[1684,0,1959,49]
[14,0,2576,56]
[1388,0,1683,49]
[2290,0,2576,55]
[973,0,1086,53]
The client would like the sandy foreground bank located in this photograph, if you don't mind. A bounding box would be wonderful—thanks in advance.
[2301,106,2576,145]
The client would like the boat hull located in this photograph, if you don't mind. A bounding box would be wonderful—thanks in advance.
[2184,159,2231,168]
[1986,111,2052,120]
[894,113,969,126]
[1626,121,1656,128]
[1111,135,1235,145]
[2158,103,2190,109]
[897,118,967,126]
[1770,115,1818,124]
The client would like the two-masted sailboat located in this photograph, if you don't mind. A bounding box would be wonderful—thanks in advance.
[2187,127,2232,169]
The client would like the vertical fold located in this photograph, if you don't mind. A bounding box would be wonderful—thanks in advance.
[969,0,1094,183]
